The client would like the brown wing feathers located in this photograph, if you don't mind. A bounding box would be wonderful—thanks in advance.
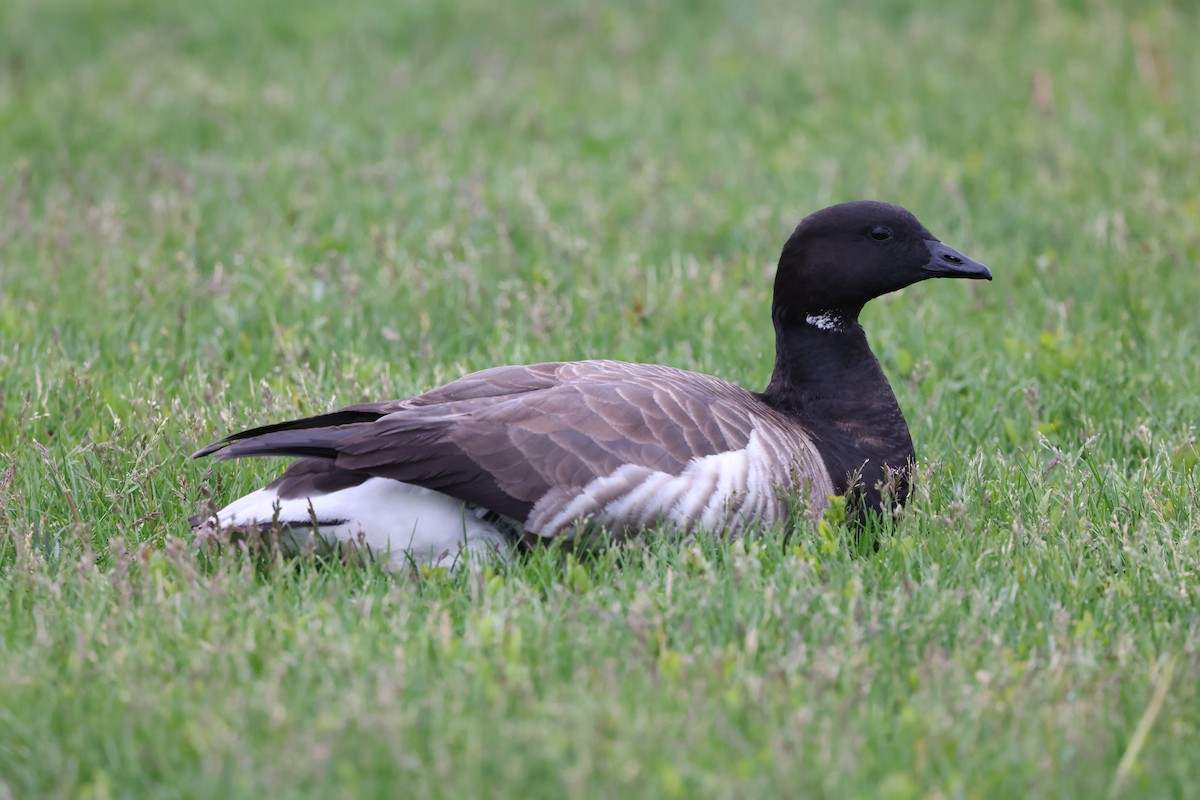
[193,361,762,525]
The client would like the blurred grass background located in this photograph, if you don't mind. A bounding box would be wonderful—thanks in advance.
[1,0,1198,797]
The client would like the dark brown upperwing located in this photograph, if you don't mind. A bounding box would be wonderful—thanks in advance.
[405,361,564,406]
[195,361,759,525]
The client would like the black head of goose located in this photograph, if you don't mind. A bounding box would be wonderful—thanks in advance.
[191,200,991,569]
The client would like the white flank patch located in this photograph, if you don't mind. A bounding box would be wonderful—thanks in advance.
[204,477,510,570]
[804,310,843,331]
[531,430,805,537]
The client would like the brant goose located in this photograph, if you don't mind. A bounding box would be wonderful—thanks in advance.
[191,201,991,568]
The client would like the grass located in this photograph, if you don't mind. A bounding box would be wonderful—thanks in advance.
[2,0,1199,796]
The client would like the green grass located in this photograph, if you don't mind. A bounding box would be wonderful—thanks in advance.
[2,0,1199,796]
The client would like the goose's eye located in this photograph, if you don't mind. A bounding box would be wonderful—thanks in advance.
[870,226,892,241]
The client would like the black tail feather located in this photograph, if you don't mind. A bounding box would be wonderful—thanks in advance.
[194,427,353,462]
[192,407,390,459]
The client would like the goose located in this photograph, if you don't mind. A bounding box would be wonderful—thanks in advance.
[191,201,991,569]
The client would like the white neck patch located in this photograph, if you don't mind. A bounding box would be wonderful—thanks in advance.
[804,310,844,332]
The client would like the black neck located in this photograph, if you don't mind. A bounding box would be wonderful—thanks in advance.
[760,310,915,511]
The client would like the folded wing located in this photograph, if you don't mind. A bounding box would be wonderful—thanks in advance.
[195,360,830,534]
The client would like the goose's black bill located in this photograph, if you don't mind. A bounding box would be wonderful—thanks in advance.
[922,240,992,280]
